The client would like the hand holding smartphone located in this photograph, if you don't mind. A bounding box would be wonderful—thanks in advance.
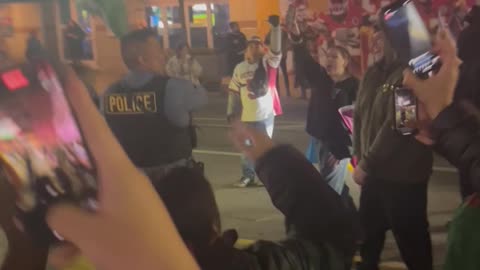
[0,60,97,248]
[380,0,441,135]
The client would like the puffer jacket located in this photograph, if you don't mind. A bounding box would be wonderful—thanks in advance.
[432,101,480,192]
[430,102,480,270]
[194,145,356,270]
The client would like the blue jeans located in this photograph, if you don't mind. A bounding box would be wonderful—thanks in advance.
[241,115,275,179]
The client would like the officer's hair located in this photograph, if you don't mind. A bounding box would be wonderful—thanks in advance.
[120,29,158,70]
[153,168,221,250]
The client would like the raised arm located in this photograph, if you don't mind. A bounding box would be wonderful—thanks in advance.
[230,125,355,257]
[264,15,282,68]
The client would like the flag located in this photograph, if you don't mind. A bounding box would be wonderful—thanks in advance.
[76,0,128,38]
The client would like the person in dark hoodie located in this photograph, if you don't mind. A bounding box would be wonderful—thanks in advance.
[102,29,208,180]
[153,122,356,270]
[453,4,480,200]
[353,25,433,270]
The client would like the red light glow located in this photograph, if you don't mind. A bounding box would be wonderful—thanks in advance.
[1,69,29,91]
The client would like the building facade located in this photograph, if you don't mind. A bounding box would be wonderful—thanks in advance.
[0,0,280,78]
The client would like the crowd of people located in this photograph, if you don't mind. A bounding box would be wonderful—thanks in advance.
[1,2,480,270]
[44,21,480,270]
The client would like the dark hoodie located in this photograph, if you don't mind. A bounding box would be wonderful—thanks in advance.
[353,56,433,183]
[456,5,480,106]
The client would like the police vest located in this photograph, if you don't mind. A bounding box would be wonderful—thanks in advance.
[103,76,192,168]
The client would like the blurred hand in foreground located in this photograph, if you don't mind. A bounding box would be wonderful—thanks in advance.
[403,30,461,145]
[46,68,199,270]
[403,30,461,120]
[353,166,367,186]
[229,121,275,162]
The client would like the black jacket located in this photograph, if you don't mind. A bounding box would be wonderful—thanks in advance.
[455,7,480,107]
[195,145,355,270]
[292,40,353,160]
[432,102,480,193]
[104,76,193,167]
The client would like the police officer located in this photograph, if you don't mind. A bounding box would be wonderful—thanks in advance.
[102,29,208,179]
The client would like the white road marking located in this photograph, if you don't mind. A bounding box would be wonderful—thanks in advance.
[194,149,458,173]
[195,117,302,125]
[432,166,457,173]
[193,149,242,157]
[197,123,304,130]
[194,117,226,121]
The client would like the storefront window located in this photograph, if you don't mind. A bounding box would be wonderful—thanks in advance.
[211,4,230,49]
[169,28,185,48]
[146,6,169,48]
[190,27,208,48]
[147,1,229,49]
[189,4,208,26]
[62,2,94,62]
[147,6,164,28]
[167,6,182,25]
[59,0,71,25]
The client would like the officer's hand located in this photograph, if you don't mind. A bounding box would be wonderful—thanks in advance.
[268,15,280,27]
[229,121,275,162]
[46,68,199,270]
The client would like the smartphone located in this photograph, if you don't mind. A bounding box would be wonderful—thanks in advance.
[394,87,417,135]
[380,0,441,79]
[0,61,97,246]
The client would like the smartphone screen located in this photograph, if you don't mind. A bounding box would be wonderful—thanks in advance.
[394,87,417,135]
[381,0,440,79]
[0,62,97,244]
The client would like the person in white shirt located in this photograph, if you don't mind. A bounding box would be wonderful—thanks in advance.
[166,43,203,86]
[227,15,283,187]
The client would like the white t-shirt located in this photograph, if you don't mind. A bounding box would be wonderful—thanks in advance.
[229,50,281,122]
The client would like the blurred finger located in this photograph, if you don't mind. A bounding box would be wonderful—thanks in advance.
[46,204,98,248]
[403,69,421,91]
[229,122,249,147]
[434,31,461,82]
[434,29,455,55]
[48,244,80,269]
[63,68,136,174]
[415,133,435,145]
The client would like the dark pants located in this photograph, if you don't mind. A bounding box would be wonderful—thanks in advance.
[294,58,309,98]
[358,179,432,270]
[277,55,290,96]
